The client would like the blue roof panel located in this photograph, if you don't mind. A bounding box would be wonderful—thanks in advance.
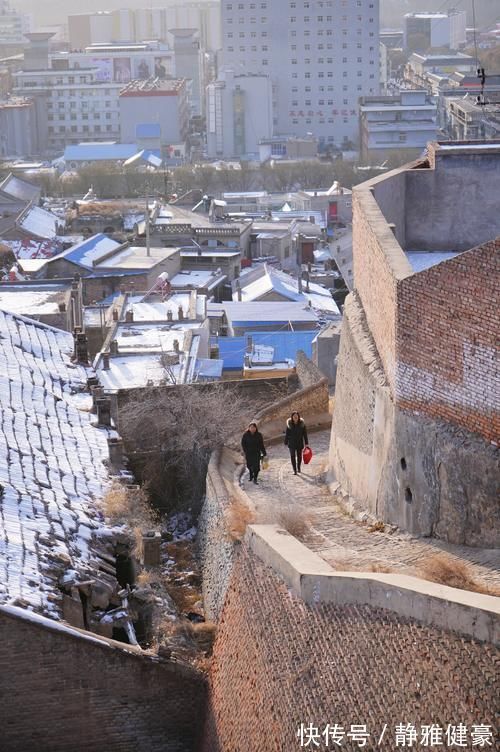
[64,143,139,161]
[214,330,316,370]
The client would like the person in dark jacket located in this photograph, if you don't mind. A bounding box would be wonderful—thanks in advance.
[284,411,309,475]
[241,422,267,484]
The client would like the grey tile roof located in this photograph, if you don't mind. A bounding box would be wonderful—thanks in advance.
[0,310,116,617]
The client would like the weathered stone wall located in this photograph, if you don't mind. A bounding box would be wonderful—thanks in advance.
[396,238,500,443]
[197,451,239,622]
[329,292,500,546]
[0,606,206,752]
[201,545,498,752]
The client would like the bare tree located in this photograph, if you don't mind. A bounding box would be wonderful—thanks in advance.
[120,383,250,512]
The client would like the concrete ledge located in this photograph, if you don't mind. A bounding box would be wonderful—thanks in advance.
[245,524,500,646]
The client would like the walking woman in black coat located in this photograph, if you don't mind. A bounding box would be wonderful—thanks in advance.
[241,422,267,484]
[284,411,309,475]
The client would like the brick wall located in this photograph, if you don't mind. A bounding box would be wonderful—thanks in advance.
[0,607,206,752]
[396,239,500,442]
[201,545,499,752]
[352,187,410,391]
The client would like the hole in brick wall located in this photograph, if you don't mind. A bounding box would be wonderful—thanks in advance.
[405,487,413,503]
[400,457,407,470]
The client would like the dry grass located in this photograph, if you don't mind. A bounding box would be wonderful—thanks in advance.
[368,521,385,533]
[224,499,255,542]
[417,553,500,596]
[103,482,158,530]
[330,557,395,574]
[278,505,311,539]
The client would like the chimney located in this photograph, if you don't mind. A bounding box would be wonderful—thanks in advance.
[91,385,104,412]
[297,271,303,294]
[236,279,242,302]
[107,437,124,472]
[178,306,184,321]
[305,272,310,293]
[110,340,119,356]
[87,376,99,391]
[102,353,110,371]
[125,309,134,322]
[112,309,119,321]
[142,531,162,567]
[73,330,89,364]
[173,339,180,353]
[244,353,251,368]
[58,302,66,313]
[96,398,112,426]
[167,309,173,321]
[245,334,253,354]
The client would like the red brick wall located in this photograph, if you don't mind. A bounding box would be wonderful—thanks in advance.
[202,546,498,752]
[396,239,500,441]
[0,608,206,752]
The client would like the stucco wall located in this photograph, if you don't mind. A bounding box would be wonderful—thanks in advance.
[405,149,500,251]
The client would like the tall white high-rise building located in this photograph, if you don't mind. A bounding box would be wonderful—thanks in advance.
[220,0,379,148]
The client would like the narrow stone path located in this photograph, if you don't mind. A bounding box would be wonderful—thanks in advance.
[241,428,500,590]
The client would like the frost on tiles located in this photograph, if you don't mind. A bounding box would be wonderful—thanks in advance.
[0,309,119,617]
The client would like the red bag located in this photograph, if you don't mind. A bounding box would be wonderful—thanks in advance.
[302,446,313,465]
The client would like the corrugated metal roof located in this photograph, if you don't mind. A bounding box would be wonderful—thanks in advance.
[0,174,40,202]
[54,234,122,268]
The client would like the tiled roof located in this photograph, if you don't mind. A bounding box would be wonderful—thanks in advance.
[0,310,116,616]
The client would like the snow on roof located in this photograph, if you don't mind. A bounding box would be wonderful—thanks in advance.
[127,293,192,321]
[212,301,319,325]
[19,206,61,240]
[0,284,66,316]
[406,250,461,272]
[56,234,122,269]
[96,245,178,270]
[233,265,339,315]
[170,269,224,291]
[3,238,61,261]
[0,309,115,616]
[0,174,40,202]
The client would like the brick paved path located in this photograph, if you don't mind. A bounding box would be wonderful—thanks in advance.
[241,429,500,589]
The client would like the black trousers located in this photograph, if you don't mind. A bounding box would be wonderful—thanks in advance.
[289,447,302,472]
[246,457,260,479]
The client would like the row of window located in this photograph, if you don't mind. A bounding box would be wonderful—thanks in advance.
[47,113,117,121]
[48,125,118,134]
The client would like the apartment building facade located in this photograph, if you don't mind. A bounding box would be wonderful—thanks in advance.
[220,0,380,149]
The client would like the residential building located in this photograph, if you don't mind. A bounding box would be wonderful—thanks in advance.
[403,11,467,52]
[208,300,320,336]
[119,78,189,151]
[207,71,273,159]
[220,0,380,149]
[444,97,500,141]
[232,264,340,318]
[359,89,437,160]
[404,52,476,91]
[0,97,38,158]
